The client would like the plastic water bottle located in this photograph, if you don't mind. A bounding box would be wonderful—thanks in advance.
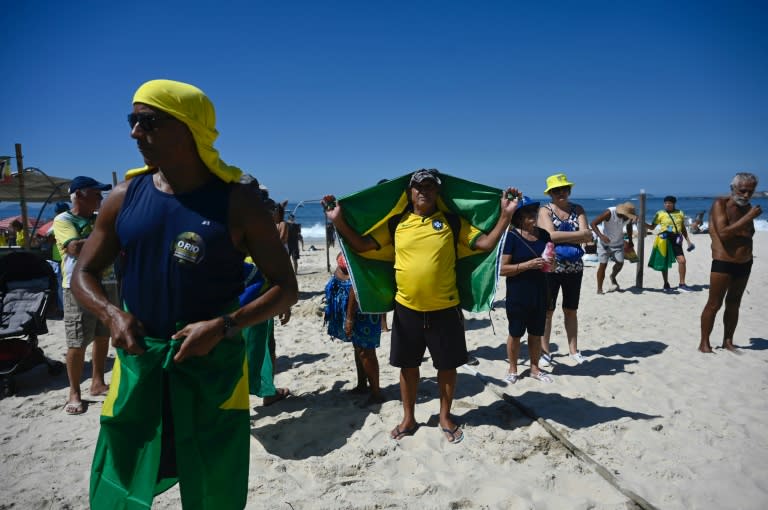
[541,242,555,272]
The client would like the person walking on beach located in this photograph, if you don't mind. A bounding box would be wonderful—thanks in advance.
[500,196,554,384]
[10,219,25,247]
[699,172,762,353]
[324,252,384,405]
[538,173,593,366]
[71,79,297,509]
[647,196,694,292]
[590,202,637,294]
[287,213,302,273]
[324,169,520,444]
[53,176,115,415]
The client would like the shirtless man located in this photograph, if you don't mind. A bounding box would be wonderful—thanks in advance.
[699,172,762,353]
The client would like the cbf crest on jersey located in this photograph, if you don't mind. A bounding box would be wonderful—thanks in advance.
[171,232,206,264]
[432,219,445,231]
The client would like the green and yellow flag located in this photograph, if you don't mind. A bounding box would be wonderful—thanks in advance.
[0,156,12,184]
[337,173,505,314]
[90,330,250,510]
[648,235,677,271]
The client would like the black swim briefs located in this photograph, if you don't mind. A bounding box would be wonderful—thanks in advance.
[711,259,753,278]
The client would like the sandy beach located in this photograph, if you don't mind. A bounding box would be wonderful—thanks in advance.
[1,233,766,509]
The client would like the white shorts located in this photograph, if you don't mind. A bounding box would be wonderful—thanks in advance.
[597,242,625,264]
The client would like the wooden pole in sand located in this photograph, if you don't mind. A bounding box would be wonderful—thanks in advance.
[15,143,31,250]
[112,171,118,186]
[635,189,646,289]
[325,218,331,272]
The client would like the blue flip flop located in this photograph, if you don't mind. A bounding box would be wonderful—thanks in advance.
[391,424,418,440]
[441,425,464,444]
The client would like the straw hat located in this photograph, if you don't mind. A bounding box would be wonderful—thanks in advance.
[544,173,575,194]
[615,202,638,222]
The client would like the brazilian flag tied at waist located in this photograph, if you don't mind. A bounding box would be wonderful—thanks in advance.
[336,173,506,314]
[90,316,250,510]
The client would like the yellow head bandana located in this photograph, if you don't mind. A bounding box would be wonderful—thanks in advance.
[125,79,242,183]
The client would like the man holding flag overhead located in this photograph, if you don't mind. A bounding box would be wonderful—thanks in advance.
[324,169,520,444]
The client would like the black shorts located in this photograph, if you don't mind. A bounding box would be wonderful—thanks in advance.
[669,239,684,257]
[506,278,547,337]
[659,233,684,257]
[547,271,583,311]
[506,302,546,337]
[390,301,468,370]
[711,259,753,278]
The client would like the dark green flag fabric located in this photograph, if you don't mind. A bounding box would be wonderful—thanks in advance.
[90,331,250,510]
[337,173,505,314]
[244,318,277,397]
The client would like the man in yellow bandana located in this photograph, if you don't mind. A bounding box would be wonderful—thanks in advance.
[72,79,298,509]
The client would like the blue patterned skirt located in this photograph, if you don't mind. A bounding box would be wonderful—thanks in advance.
[324,275,381,349]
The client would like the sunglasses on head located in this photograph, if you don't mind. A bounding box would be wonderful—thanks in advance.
[127,112,172,132]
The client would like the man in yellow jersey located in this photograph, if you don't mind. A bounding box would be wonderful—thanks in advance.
[325,169,519,443]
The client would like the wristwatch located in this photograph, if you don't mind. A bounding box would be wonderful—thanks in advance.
[220,314,239,337]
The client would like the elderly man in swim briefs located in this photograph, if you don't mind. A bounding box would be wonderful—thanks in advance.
[72,79,297,509]
[699,172,762,353]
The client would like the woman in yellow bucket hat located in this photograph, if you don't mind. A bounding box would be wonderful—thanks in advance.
[537,173,593,366]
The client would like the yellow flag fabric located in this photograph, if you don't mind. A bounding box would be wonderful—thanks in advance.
[125,79,242,183]
[647,235,677,271]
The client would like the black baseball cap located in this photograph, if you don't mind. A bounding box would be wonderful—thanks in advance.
[409,169,441,187]
[68,176,112,194]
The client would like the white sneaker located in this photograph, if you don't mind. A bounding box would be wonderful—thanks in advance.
[531,371,554,383]
[504,372,519,384]
[570,352,586,364]
[540,353,552,367]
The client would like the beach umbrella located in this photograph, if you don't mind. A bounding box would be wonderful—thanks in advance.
[0,167,72,242]
[0,215,45,230]
[0,168,71,202]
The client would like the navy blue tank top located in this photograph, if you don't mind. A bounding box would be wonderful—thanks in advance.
[116,173,244,337]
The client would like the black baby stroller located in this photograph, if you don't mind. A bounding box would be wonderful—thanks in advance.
[0,251,64,398]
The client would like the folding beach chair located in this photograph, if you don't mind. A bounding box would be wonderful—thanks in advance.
[0,251,64,398]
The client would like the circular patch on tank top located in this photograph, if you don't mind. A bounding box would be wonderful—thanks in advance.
[432,219,445,231]
[171,232,206,264]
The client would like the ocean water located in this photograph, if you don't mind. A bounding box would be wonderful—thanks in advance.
[290,195,768,239]
[3,195,767,240]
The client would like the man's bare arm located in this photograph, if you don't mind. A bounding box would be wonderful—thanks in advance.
[323,196,378,253]
[172,184,298,363]
[71,182,145,354]
[473,187,518,251]
[231,185,299,328]
[590,209,611,244]
[711,198,761,241]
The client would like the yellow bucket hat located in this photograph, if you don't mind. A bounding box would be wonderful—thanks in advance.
[544,173,575,194]
[125,79,242,183]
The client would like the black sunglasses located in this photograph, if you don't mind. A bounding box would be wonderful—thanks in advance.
[127,112,172,132]
[550,186,571,194]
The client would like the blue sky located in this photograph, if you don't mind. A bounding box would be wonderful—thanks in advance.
[1,0,766,202]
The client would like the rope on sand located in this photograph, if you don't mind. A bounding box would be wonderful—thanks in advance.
[460,364,659,510]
